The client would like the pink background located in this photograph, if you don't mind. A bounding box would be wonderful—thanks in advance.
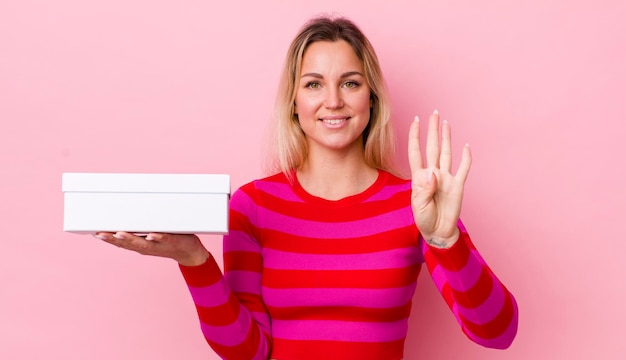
[1,0,625,359]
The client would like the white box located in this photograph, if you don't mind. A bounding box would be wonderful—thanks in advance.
[62,173,230,234]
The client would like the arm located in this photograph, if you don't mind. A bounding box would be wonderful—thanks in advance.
[421,222,518,349]
[95,186,272,359]
[179,187,272,359]
[408,110,518,348]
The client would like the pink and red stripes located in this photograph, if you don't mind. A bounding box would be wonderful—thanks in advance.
[179,171,518,359]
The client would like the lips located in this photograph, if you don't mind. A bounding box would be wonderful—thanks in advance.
[320,116,349,125]
[322,118,346,125]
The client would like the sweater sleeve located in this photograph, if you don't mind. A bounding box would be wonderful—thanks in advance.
[178,187,271,360]
[421,220,519,349]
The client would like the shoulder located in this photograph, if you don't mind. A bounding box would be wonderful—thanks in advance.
[377,170,412,192]
[231,172,294,204]
[380,170,411,185]
[229,172,298,218]
[236,172,290,195]
[355,170,411,204]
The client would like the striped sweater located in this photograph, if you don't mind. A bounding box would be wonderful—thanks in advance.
[179,170,518,359]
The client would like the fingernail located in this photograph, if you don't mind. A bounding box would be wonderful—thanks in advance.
[443,119,449,125]
[92,234,106,240]
[113,233,124,240]
[433,109,439,115]
[414,115,419,122]
[145,235,154,241]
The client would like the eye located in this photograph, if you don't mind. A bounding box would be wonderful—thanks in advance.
[305,81,321,89]
[343,80,360,89]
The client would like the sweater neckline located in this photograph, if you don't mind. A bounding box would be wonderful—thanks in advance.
[290,169,388,207]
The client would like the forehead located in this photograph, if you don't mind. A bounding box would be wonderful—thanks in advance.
[300,40,363,72]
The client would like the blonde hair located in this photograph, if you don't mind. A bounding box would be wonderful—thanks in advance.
[269,15,398,178]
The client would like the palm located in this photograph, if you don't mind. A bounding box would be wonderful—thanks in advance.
[408,111,471,243]
[96,232,208,266]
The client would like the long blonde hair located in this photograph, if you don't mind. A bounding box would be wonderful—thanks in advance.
[270,15,398,178]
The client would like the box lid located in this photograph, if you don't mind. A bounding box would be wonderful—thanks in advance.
[62,173,230,194]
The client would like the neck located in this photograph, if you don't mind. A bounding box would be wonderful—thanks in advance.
[297,145,378,200]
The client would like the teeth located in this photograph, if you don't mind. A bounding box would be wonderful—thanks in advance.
[323,119,345,125]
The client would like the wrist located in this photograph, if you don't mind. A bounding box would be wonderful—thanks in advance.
[177,248,210,267]
[424,228,460,249]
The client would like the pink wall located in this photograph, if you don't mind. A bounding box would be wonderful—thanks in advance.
[2,1,625,359]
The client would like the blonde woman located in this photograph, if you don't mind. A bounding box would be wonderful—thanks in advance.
[96,15,518,360]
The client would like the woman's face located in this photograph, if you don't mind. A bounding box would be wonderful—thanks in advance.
[295,40,372,156]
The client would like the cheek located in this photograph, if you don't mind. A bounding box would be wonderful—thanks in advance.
[294,96,317,118]
[355,94,373,114]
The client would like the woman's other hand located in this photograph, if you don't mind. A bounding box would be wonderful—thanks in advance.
[408,110,472,248]
[93,232,210,266]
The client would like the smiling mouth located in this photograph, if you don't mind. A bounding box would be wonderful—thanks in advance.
[321,117,349,125]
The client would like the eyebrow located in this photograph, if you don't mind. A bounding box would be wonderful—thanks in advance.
[300,71,364,79]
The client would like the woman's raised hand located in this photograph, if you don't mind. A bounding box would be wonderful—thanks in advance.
[408,110,472,248]
[93,232,210,266]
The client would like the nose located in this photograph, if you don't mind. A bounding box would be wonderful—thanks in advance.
[323,87,344,109]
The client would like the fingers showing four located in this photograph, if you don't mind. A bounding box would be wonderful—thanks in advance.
[408,110,471,179]
[457,144,472,184]
[425,110,441,169]
[440,120,452,173]
[408,116,423,172]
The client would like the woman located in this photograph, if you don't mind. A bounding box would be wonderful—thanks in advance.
[95,15,518,359]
